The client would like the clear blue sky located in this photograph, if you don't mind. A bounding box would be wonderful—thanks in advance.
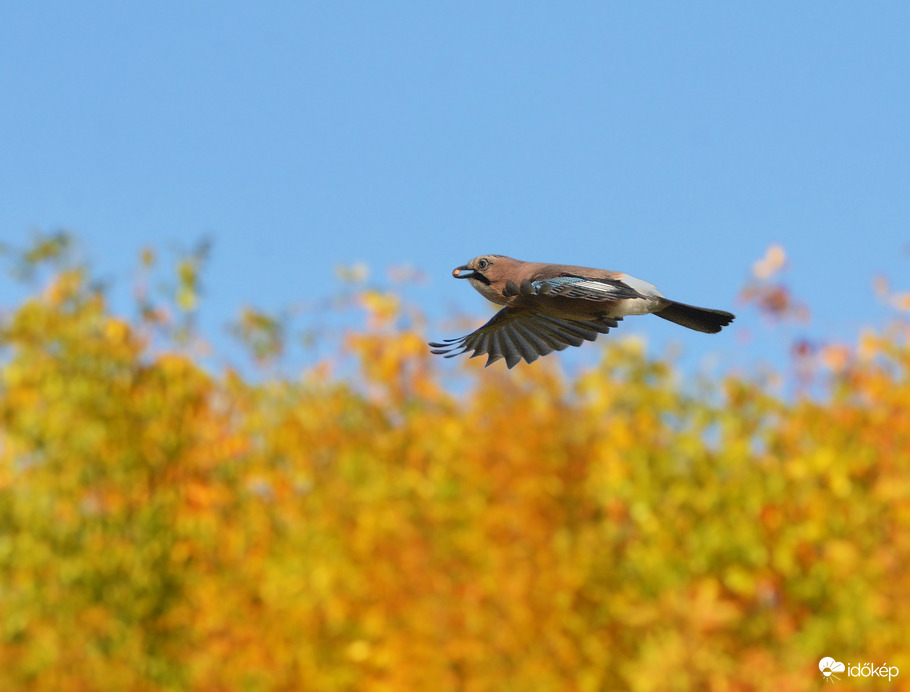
[2,3,908,374]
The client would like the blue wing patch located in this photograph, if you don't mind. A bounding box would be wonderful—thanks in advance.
[531,276,644,301]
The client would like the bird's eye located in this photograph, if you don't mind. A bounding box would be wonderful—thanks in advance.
[477,258,489,270]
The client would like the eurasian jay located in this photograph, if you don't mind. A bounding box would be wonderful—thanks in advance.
[430,254,735,368]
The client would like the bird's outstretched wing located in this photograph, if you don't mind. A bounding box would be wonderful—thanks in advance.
[429,307,620,368]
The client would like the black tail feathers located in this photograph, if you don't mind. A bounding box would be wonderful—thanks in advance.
[653,301,735,334]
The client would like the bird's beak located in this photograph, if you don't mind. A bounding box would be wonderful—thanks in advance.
[452,264,475,279]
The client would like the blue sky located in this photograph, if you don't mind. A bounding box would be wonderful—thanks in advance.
[2,3,908,374]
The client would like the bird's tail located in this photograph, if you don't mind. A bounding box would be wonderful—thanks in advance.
[653,300,735,334]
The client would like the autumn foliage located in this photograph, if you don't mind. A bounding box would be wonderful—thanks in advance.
[0,236,908,691]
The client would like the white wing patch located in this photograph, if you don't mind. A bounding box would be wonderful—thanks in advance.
[531,274,663,301]
[562,279,627,296]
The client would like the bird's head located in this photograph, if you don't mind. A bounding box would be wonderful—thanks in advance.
[452,255,498,283]
[452,255,514,305]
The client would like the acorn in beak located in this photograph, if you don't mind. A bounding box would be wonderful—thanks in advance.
[452,264,475,279]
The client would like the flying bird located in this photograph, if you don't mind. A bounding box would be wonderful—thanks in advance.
[429,255,735,368]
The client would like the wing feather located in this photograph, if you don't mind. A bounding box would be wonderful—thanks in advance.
[429,307,619,368]
[499,321,531,365]
[531,276,651,302]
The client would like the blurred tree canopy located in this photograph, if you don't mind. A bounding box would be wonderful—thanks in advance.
[0,234,908,691]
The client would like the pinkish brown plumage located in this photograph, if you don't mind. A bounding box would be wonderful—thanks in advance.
[430,254,734,368]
